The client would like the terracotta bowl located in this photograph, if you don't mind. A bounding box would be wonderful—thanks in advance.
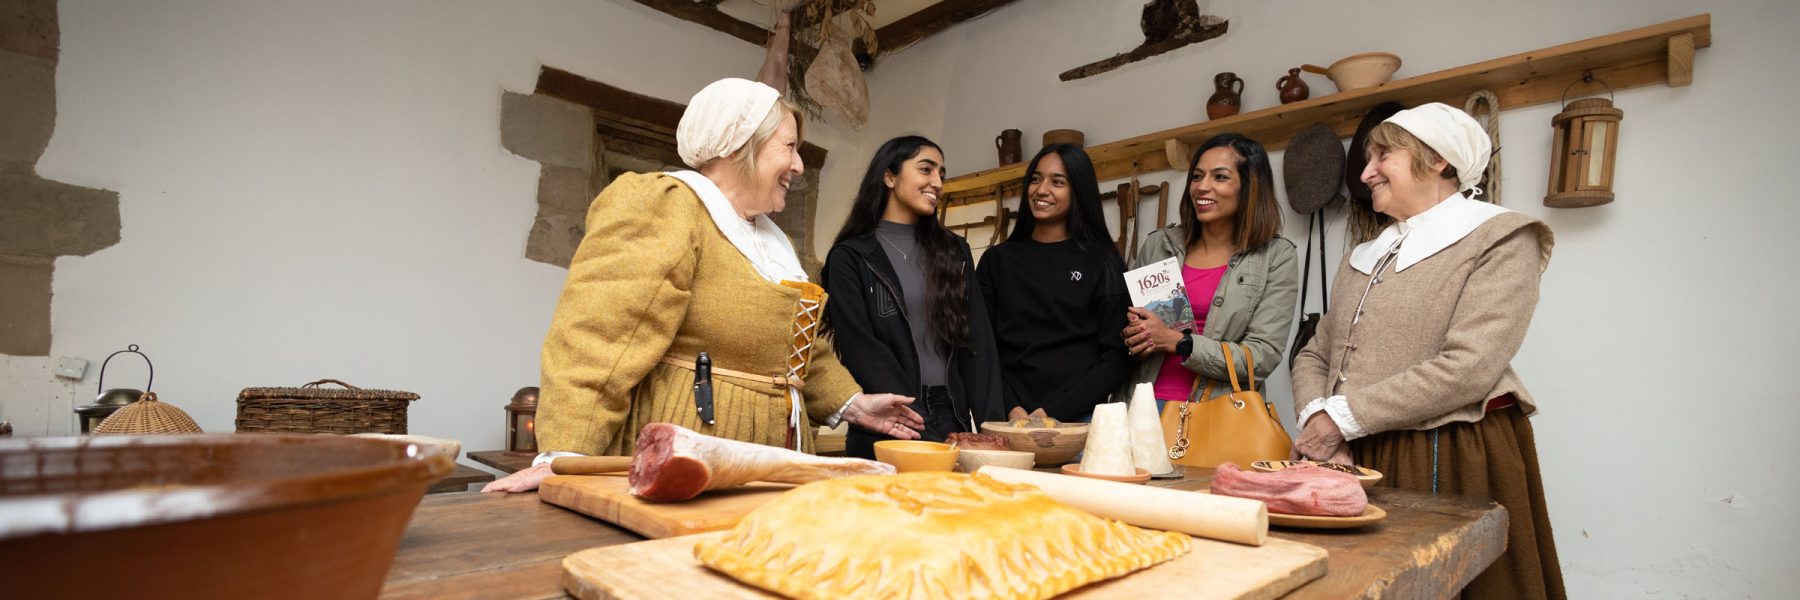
[351,432,462,459]
[1325,51,1401,91]
[978,421,1089,466]
[956,449,1036,473]
[0,433,454,599]
[873,440,959,472]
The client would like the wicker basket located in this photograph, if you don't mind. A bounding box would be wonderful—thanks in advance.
[236,379,418,435]
[94,392,203,434]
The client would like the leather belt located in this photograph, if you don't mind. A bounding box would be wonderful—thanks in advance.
[659,356,803,389]
[1485,393,1517,412]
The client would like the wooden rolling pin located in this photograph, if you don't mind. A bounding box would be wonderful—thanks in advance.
[976,466,1268,546]
[551,455,632,475]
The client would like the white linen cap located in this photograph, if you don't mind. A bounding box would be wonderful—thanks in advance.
[676,78,782,169]
[1383,102,1491,194]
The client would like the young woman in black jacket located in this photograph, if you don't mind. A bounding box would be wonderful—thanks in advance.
[976,144,1134,423]
[821,135,1006,459]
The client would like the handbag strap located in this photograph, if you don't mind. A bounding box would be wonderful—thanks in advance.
[1220,341,1257,393]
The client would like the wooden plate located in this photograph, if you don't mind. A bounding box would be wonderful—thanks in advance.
[1267,504,1386,529]
[1060,464,1152,484]
[1197,490,1387,529]
[1251,460,1383,488]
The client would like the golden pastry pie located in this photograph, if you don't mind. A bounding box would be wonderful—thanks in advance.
[693,472,1190,599]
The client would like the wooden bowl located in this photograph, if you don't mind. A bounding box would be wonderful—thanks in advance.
[1251,460,1384,488]
[0,433,454,599]
[1059,464,1152,484]
[956,449,1036,473]
[978,421,1089,466]
[1325,52,1401,91]
[874,440,959,472]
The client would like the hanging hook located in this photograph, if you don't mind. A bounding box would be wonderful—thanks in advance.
[1560,70,1616,107]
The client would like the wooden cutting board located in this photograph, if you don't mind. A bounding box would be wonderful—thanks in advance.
[538,474,794,539]
[562,531,1328,600]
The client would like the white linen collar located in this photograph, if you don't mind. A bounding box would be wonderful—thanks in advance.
[1348,194,1510,274]
[668,170,808,283]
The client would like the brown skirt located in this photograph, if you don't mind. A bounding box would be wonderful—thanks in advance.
[1353,406,1567,600]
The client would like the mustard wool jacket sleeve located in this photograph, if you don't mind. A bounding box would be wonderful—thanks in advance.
[535,174,699,456]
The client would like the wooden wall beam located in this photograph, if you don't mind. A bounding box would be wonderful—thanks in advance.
[874,0,1020,57]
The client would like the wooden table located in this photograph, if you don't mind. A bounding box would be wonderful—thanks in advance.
[382,466,1505,599]
[428,464,498,494]
[467,450,535,474]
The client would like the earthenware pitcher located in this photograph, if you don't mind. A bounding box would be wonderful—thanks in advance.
[1277,67,1310,104]
[995,129,1022,166]
[1206,72,1244,120]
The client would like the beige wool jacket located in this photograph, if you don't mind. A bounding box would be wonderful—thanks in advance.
[1291,211,1554,434]
[535,173,862,456]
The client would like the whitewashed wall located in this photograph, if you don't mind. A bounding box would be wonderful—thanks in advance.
[827,0,1799,596]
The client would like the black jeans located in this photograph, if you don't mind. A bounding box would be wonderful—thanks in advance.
[845,385,966,459]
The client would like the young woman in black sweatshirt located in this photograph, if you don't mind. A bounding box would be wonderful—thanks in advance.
[975,144,1134,422]
[821,136,1006,459]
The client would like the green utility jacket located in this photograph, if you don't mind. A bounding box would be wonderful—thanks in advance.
[1113,226,1299,401]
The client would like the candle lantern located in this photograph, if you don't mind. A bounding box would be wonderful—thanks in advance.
[504,386,539,455]
[1545,72,1624,208]
[75,344,153,434]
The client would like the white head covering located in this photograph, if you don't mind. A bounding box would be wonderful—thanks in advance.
[1383,102,1491,194]
[676,78,781,169]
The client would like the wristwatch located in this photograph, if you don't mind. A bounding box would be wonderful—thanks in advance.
[1175,331,1194,357]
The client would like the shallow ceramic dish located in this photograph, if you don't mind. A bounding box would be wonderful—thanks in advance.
[0,433,454,599]
[1304,52,1402,92]
[978,421,1089,466]
[1059,464,1152,484]
[350,432,462,460]
[1197,489,1387,529]
[874,440,959,472]
[956,449,1035,473]
[1251,460,1383,488]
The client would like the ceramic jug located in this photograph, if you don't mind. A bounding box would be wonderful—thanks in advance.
[1277,68,1310,104]
[995,129,1023,166]
[1206,72,1245,120]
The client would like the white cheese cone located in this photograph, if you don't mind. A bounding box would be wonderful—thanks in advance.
[1078,402,1135,476]
[1126,383,1174,474]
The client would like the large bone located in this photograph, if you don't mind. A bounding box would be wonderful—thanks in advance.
[628,423,895,502]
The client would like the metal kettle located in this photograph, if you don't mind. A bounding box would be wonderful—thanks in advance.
[74,344,154,433]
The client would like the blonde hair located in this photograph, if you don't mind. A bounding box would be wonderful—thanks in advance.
[1366,122,1458,183]
[718,99,804,185]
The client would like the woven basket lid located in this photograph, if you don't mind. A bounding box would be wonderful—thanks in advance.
[95,392,204,435]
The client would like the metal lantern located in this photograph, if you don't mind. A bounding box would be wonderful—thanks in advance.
[1545,72,1624,208]
[75,344,153,434]
[504,387,539,455]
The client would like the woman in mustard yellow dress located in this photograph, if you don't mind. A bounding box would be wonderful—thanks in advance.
[485,79,922,492]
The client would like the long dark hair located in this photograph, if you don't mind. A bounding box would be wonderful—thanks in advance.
[1005,144,1115,252]
[1180,133,1282,253]
[829,135,971,352]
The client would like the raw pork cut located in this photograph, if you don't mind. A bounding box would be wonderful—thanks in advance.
[627,423,895,502]
[1209,462,1367,517]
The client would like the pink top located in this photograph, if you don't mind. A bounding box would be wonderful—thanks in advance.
[1152,263,1228,401]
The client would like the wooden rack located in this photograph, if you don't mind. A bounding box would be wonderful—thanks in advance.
[942,13,1711,208]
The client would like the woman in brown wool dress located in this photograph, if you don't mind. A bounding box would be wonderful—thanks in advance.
[1289,102,1566,599]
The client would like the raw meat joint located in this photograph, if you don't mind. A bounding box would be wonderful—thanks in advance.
[628,423,893,502]
[1209,462,1368,517]
[694,472,1191,599]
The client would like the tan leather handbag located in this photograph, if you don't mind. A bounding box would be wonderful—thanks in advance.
[1160,342,1294,467]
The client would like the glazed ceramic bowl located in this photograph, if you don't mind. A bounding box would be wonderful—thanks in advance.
[978,421,1089,466]
[1325,52,1401,91]
[956,449,1036,473]
[873,440,959,472]
[350,432,462,460]
[0,433,454,599]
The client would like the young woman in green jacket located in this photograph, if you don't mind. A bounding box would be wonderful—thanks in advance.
[1119,133,1299,408]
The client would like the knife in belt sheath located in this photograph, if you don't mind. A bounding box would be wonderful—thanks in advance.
[694,351,715,425]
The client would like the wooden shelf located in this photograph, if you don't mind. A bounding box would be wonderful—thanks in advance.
[943,14,1711,206]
